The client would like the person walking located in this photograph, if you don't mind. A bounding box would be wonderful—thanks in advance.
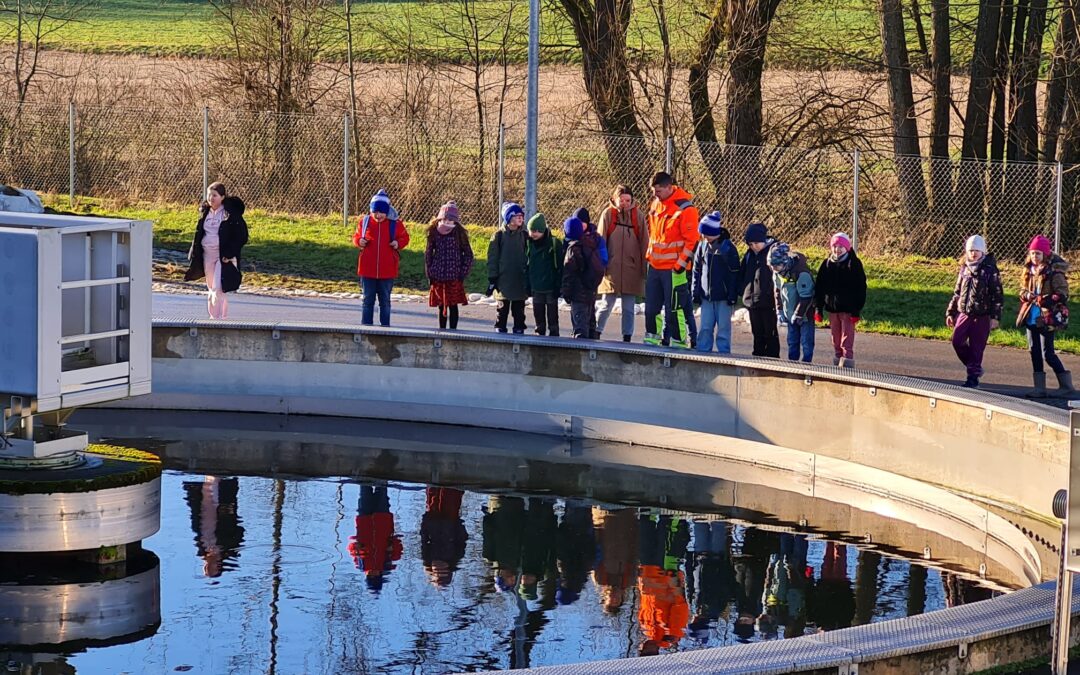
[596,185,648,342]
[525,213,563,336]
[1017,234,1074,397]
[739,222,780,357]
[769,242,816,363]
[353,189,410,326]
[814,232,866,368]
[184,181,248,320]
[425,200,474,330]
[945,235,1003,388]
[691,211,740,354]
[562,216,605,339]
[487,201,529,334]
[644,172,699,348]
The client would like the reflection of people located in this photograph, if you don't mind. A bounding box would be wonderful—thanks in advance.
[554,500,596,606]
[420,487,468,587]
[519,498,558,609]
[592,507,639,614]
[733,526,775,642]
[183,476,245,578]
[943,572,995,607]
[482,496,526,593]
[811,541,855,631]
[686,521,734,643]
[759,533,809,639]
[637,515,690,653]
[347,484,403,592]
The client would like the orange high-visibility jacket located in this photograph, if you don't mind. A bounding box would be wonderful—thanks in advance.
[646,186,700,271]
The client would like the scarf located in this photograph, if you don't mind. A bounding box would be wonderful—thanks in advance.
[829,251,849,264]
[437,221,457,235]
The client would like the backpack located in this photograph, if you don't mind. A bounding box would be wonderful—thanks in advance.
[361,214,398,242]
[580,231,607,290]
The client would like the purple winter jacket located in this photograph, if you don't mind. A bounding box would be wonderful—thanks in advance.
[425,229,474,282]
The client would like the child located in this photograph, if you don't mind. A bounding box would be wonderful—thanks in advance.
[425,200,474,330]
[562,216,604,339]
[739,222,779,357]
[946,234,1003,388]
[353,189,410,326]
[487,202,529,334]
[525,213,563,336]
[814,232,867,368]
[1016,235,1073,397]
[691,211,740,354]
[768,242,816,363]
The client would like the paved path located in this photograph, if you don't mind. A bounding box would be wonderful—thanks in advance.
[154,290,1080,404]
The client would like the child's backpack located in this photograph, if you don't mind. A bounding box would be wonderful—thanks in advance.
[580,231,608,290]
[361,214,398,242]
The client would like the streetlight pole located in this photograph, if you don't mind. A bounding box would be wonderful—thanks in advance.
[523,0,539,216]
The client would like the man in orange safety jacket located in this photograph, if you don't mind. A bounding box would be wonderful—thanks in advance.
[645,171,699,348]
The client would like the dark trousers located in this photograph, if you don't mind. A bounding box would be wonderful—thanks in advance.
[644,267,696,346]
[1027,326,1066,374]
[532,291,560,336]
[747,306,781,357]
[437,305,460,330]
[570,295,597,338]
[495,299,527,333]
[951,313,991,377]
[360,277,394,326]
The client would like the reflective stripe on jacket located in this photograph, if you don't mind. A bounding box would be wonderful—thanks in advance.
[647,186,700,271]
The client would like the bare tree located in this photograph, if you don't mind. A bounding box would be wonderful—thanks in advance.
[0,0,94,104]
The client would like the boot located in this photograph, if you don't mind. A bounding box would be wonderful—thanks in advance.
[841,358,855,369]
[832,356,841,367]
[1026,372,1048,398]
[623,335,632,343]
[1055,371,1076,397]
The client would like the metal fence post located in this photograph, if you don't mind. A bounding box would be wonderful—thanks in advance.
[523,0,539,216]
[1055,162,1064,254]
[68,101,75,207]
[497,124,505,214]
[851,149,860,250]
[665,137,674,175]
[202,107,209,200]
[343,112,350,227]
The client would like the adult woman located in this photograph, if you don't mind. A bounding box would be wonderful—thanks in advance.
[1017,235,1073,397]
[595,185,648,341]
[184,182,249,319]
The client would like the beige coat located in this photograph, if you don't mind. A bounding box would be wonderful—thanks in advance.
[596,201,648,296]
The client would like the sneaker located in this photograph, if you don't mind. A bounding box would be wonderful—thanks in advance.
[512,328,525,335]
[497,328,508,334]
[962,375,980,388]
[643,333,662,346]
[623,335,632,342]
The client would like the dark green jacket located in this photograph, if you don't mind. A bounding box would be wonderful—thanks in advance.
[526,231,564,295]
[487,225,529,301]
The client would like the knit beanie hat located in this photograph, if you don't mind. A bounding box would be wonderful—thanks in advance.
[527,213,548,233]
[501,201,524,224]
[438,200,459,222]
[572,207,591,224]
[563,216,584,241]
[699,211,723,237]
[768,242,792,270]
[965,234,987,254]
[830,232,852,251]
[1028,234,1052,256]
[370,189,391,215]
[745,221,768,244]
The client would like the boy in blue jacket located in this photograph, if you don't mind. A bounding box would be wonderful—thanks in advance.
[692,211,741,353]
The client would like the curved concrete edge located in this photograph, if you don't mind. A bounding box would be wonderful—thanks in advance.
[0,478,161,552]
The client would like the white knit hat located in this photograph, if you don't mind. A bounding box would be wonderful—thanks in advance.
[965,234,987,254]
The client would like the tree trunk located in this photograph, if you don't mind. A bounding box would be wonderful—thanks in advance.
[688,0,728,201]
[1007,0,1045,161]
[962,0,1005,159]
[1042,0,1077,162]
[989,0,1012,161]
[725,0,781,147]
[929,0,952,220]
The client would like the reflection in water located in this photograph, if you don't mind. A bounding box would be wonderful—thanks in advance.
[42,473,1004,674]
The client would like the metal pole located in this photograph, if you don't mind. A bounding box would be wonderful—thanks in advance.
[1052,526,1074,675]
[851,149,860,250]
[202,106,210,200]
[665,137,674,174]
[497,123,505,212]
[523,0,539,216]
[1055,162,1064,255]
[343,112,350,227]
[68,101,75,207]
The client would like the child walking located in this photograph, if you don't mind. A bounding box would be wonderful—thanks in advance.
[425,200,474,330]
[946,235,1003,388]
[1017,235,1074,397]
[768,242,816,363]
[814,232,867,368]
[526,213,563,336]
[487,202,530,334]
[353,189,410,326]
[691,211,740,354]
[562,216,603,339]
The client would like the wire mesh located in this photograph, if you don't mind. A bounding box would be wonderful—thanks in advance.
[0,101,69,196]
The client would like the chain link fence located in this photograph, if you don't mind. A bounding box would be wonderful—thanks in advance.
[0,99,1076,292]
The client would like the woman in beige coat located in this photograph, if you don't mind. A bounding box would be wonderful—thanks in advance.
[596,185,649,341]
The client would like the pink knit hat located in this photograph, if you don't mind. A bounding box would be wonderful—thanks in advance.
[830,232,852,251]
[1028,235,1052,256]
[438,200,460,222]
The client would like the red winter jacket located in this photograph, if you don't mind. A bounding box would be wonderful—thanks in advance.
[353,214,411,279]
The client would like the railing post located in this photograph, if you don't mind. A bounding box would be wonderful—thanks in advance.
[523,0,539,216]
[68,101,76,208]
[852,149,860,250]
[665,137,674,175]
[202,106,209,200]
[1055,162,1064,255]
[497,123,505,216]
[343,112,350,228]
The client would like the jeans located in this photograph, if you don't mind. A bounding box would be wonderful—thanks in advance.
[696,300,734,354]
[532,291,560,336]
[786,318,815,362]
[596,293,637,338]
[1027,326,1066,374]
[951,313,991,377]
[570,295,597,338]
[360,277,394,326]
[495,300,527,333]
[644,267,697,346]
[747,306,781,357]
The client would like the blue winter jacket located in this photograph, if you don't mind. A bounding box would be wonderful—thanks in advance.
[692,238,741,304]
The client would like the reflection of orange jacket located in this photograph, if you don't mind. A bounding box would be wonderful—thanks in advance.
[638,564,690,648]
[348,513,403,573]
[647,187,699,271]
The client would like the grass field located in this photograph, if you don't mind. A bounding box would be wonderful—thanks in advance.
[50,196,1080,354]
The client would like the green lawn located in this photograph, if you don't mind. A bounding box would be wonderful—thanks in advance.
[49,196,1080,354]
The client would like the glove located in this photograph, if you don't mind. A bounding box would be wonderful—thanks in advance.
[776,311,787,325]
[851,316,860,325]
[486,277,498,297]
[672,269,688,287]
[814,311,823,324]
[727,299,737,307]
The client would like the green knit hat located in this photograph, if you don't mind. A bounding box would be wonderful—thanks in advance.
[527,213,548,233]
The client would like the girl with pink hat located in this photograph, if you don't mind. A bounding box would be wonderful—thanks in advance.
[1016,234,1073,397]
[425,201,474,330]
[813,232,867,368]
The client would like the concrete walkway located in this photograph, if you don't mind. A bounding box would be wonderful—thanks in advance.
[154,290,1079,405]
